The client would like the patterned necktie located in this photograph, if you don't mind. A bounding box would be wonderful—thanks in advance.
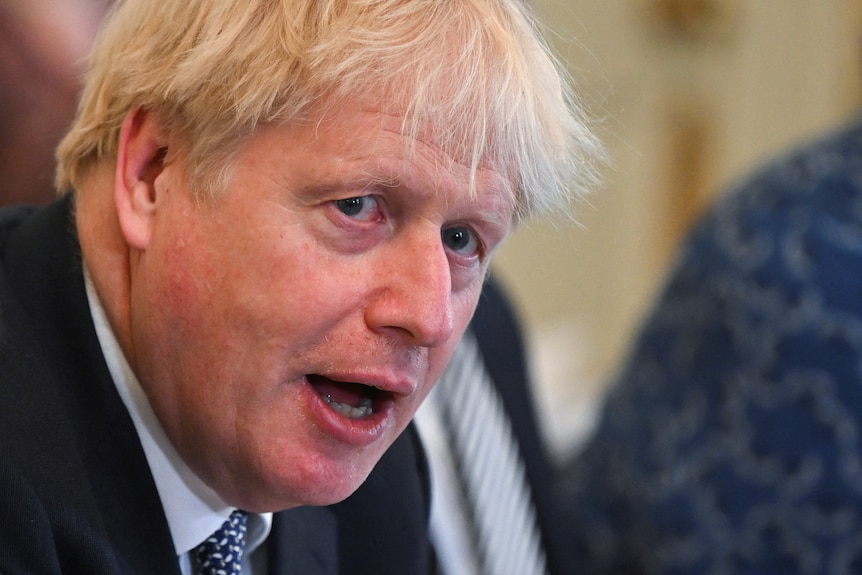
[435,331,548,575]
[193,510,248,575]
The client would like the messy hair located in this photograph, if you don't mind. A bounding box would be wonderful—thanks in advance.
[56,0,602,220]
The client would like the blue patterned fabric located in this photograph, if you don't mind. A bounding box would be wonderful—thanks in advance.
[560,117,862,575]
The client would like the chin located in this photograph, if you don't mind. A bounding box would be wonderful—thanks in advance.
[246,455,376,512]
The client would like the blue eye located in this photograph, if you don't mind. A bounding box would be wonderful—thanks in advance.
[335,196,379,221]
[441,225,479,255]
[337,197,366,216]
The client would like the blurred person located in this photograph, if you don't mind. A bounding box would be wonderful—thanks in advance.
[0,0,602,574]
[0,0,107,204]
[560,115,862,575]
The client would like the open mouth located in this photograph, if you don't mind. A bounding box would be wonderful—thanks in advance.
[307,374,388,419]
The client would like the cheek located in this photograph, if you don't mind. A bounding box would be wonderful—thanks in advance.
[130,219,241,397]
[146,212,224,313]
[421,299,480,393]
[423,281,484,382]
[426,337,460,385]
[269,242,371,322]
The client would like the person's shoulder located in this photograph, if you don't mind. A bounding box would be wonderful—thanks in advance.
[758,114,862,180]
[0,204,40,244]
[719,116,862,217]
[0,198,79,443]
[0,204,44,358]
[678,115,862,270]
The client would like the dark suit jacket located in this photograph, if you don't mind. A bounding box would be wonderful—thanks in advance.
[0,196,431,574]
[469,277,573,575]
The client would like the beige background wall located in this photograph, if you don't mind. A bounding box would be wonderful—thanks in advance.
[494,0,862,460]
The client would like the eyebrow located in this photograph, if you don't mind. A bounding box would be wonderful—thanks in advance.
[300,147,517,225]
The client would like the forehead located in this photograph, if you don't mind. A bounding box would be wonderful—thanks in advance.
[306,99,518,209]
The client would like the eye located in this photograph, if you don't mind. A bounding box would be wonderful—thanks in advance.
[441,225,480,257]
[335,196,380,222]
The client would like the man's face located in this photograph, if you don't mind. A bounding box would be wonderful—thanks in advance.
[128,102,515,512]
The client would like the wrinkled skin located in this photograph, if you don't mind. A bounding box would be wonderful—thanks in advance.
[106,102,515,512]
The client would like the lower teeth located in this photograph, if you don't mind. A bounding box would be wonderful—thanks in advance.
[323,394,373,419]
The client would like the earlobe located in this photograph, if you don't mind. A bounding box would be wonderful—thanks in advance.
[115,107,168,250]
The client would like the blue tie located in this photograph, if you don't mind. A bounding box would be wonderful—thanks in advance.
[193,510,248,575]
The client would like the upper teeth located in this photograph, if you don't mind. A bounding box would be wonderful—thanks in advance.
[323,394,373,419]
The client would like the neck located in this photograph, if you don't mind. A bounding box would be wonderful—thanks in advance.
[75,164,137,368]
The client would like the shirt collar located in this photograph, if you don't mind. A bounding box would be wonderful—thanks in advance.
[84,271,272,555]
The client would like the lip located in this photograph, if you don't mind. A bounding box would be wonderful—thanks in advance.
[300,371,413,446]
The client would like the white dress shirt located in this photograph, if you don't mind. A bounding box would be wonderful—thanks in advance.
[85,272,272,574]
[414,387,483,575]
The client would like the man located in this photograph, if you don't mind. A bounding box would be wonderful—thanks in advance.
[0,0,601,573]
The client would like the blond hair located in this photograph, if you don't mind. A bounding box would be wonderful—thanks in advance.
[56,0,602,219]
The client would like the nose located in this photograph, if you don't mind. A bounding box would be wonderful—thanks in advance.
[365,230,455,348]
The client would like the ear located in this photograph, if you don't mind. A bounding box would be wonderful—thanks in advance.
[115,107,168,250]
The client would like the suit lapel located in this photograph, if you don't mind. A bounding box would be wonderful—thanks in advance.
[268,507,339,575]
[3,197,181,574]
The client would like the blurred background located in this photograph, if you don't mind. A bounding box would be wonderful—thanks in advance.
[492,0,862,460]
[2,0,861,463]
[0,0,108,204]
